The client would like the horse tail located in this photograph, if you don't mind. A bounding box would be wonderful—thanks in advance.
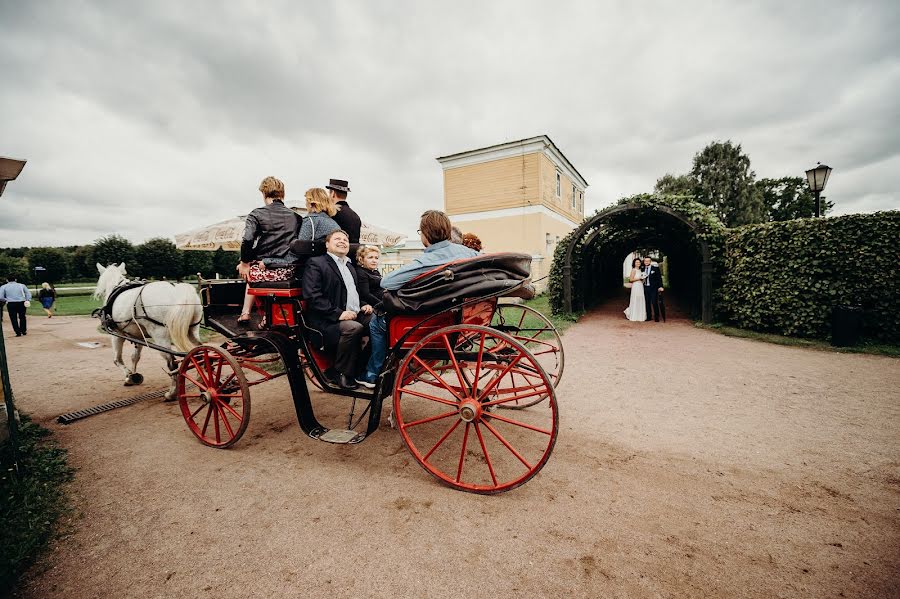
[166,284,202,353]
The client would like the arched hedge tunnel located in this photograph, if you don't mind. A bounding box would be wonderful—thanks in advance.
[557,202,717,323]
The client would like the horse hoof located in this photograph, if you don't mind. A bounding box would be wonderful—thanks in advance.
[126,373,144,386]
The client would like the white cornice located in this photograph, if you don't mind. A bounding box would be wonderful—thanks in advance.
[437,135,589,190]
[449,204,582,227]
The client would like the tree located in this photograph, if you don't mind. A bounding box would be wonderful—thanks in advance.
[182,250,214,279]
[757,176,833,221]
[0,254,30,283]
[68,245,97,280]
[93,235,134,269]
[26,247,69,283]
[212,248,240,278]
[690,140,765,227]
[134,238,182,279]
[654,173,695,196]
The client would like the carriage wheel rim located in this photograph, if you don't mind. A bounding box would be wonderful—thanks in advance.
[177,344,250,448]
[490,304,564,409]
[394,324,558,494]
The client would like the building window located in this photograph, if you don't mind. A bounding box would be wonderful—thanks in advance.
[571,185,577,209]
[555,172,561,198]
[578,192,583,212]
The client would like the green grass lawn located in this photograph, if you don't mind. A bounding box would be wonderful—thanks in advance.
[25,294,101,317]
[522,294,581,335]
[696,323,900,358]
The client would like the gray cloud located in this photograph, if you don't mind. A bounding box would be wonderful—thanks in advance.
[1,0,898,247]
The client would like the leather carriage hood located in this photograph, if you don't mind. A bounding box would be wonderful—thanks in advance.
[382,252,536,315]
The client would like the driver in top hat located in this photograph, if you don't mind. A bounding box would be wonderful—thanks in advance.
[327,179,361,261]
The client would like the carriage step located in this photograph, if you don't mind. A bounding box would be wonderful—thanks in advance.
[57,389,168,424]
[314,428,365,444]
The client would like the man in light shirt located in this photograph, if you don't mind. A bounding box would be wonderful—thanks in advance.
[0,275,32,337]
[301,230,373,390]
[357,210,477,388]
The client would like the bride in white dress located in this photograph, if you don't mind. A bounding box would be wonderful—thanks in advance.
[624,258,647,321]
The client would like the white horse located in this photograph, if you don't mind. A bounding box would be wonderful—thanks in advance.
[93,263,203,400]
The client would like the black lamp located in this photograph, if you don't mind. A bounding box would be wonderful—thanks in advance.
[804,162,833,217]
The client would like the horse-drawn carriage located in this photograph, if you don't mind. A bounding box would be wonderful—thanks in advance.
[99,253,564,494]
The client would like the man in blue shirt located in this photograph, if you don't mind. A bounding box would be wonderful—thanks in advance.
[0,275,32,337]
[357,210,477,387]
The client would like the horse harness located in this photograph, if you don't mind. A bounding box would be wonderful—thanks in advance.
[95,280,201,331]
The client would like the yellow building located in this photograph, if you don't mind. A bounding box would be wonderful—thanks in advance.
[436,135,588,290]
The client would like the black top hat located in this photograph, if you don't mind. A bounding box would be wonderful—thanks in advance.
[326,179,351,193]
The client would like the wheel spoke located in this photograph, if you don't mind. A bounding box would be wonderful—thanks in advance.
[482,388,549,407]
[190,356,210,386]
[214,354,224,385]
[472,332,486,392]
[213,403,221,443]
[201,403,214,437]
[203,351,215,385]
[402,410,457,429]
[182,372,207,391]
[476,354,524,401]
[216,397,243,421]
[189,402,206,419]
[397,386,460,407]
[483,412,553,435]
[216,401,236,438]
[423,419,462,461]
[456,423,470,483]
[412,355,463,400]
[442,334,469,396]
[474,423,498,486]
[481,419,533,469]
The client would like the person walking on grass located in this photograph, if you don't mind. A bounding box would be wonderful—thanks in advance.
[39,282,57,318]
[0,275,32,336]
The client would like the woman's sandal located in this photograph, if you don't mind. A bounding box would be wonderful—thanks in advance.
[237,312,252,326]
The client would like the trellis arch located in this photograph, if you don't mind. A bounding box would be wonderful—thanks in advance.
[560,203,714,323]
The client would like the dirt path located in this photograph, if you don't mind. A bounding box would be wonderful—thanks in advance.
[6,305,899,598]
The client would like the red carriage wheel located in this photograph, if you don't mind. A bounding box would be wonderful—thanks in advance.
[394,325,558,494]
[489,303,564,409]
[177,344,250,448]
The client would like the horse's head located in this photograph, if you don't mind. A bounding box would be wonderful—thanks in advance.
[93,262,128,301]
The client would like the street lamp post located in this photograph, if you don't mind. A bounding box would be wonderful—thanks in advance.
[805,162,833,218]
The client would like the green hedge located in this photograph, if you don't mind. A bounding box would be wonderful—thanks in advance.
[721,212,900,341]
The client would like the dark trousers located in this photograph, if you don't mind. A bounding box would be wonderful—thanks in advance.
[331,312,372,376]
[643,286,660,322]
[7,301,27,335]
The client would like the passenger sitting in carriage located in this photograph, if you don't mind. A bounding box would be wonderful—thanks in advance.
[302,229,374,390]
[236,176,303,325]
[356,210,477,388]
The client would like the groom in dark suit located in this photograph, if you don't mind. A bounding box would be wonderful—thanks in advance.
[642,256,664,322]
[302,229,373,389]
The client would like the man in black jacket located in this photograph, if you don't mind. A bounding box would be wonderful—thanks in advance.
[327,179,362,261]
[302,229,373,389]
[641,256,664,322]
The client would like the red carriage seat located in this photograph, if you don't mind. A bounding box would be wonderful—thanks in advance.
[384,253,534,349]
[247,284,302,328]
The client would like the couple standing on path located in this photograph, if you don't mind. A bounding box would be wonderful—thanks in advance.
[624,256,665,322]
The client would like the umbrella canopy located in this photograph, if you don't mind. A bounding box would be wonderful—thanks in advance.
[174,208,407,251]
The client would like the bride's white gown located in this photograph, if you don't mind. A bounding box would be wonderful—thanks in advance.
[624,269,647,321]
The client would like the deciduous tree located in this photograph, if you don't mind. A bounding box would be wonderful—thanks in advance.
[93,235,134,269]
[690,140,765,227]
[757,176,833,221]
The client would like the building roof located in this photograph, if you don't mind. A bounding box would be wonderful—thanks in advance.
[436,135,588,189]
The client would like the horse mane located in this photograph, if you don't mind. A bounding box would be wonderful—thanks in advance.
[93,266,126,302]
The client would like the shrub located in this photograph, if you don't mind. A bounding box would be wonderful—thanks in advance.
[1,416,74,593]
[721,212,900,341]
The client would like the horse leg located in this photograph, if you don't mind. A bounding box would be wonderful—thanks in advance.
[163,353,178,401]
[112,336,134,385]
[128,343,144,386]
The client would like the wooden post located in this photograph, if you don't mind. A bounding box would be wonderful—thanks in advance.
[701,260,714,324]
[0,317,20,476]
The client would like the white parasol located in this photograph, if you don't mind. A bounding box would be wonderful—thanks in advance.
[174,208,407,251]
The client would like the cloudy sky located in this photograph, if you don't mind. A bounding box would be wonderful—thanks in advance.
[1,0,898,247]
